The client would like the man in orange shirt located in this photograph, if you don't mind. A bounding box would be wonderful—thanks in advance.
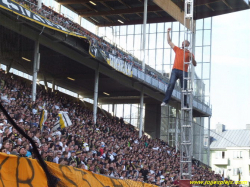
[161,28,197,107]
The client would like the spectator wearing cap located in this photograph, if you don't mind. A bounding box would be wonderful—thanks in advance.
[19,146,27,157]
[46,150,54,162]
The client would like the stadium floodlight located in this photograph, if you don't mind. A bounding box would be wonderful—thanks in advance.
[89,1,96,5]
[103,92,110,96]
[22,57,31,62]
[118,20,124,24]
[67,77,75,81]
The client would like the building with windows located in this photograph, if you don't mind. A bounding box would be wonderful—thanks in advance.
[210,123,250,184]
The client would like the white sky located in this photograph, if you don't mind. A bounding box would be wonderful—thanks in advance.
[210,9,250,130]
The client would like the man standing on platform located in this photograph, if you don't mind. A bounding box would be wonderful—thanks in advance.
[161,28,197,107]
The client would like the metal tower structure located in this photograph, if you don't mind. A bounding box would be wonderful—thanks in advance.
[180,0,194,180]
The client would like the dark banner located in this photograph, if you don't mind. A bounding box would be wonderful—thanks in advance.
[0,0,86,38]
[89,43,106,62]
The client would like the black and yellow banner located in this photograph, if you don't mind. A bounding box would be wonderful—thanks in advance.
[0,153,157,187]
[0,0,133,78]
[0,0,87,39]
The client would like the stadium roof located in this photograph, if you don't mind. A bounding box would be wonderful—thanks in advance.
[210,129,250,149]
[55,0,250,27]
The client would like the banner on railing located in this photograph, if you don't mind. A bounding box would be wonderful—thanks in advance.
[100,50,133,77]
[0,0,87,38]
[89,43,105,62]
[0,153,156,187]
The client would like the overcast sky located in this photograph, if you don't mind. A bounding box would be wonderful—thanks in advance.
[210,9,250,130]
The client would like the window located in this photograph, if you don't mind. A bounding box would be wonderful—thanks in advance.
[215,151,225,159]
[215,168,224,175]
[233,151,243,158]
[233,168,242,176]
[204,137,208,147]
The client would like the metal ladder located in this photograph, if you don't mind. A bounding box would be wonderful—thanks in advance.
[180,0,194,180]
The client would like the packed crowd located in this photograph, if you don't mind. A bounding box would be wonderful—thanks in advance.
[0,69,236,186]
[13,0,166,84]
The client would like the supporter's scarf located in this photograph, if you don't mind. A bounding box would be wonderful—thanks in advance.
[39,109,47,131]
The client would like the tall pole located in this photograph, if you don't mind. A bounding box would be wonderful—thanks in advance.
[32,40,39,102]
[175,109,179,151]
[139,90,144,138]
[207,117,211,166]
[142,0,148,72]
[93,68,99,125]
[52,78,55,92]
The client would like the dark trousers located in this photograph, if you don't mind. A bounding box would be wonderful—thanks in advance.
[163,69,188,105]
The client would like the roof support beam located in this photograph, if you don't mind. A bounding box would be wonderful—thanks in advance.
[79,5,162,17]
[81,3,113,23]
[57,0,113,5]
[153,0,190,29]
[97,16,175,27]
[222,0,233,9]
[194,0,220,7]
[205,4,215,11]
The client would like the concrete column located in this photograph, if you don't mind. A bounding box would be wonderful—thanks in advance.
[160,105,168,142]
[112,103,115,117]
[57,4,61,14]
[37,0,42,9]
[52,78,55,92]
[142,0,148,72]
[144,104,161,139]
[32,40,40,102]
[78,16,81,25]
[95,26,99,36]
[6,60,13,74]
[93,69,99,125]
[139,90,144,138]
[43,74,48,92]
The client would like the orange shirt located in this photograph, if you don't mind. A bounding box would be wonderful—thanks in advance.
[172,46,192,72]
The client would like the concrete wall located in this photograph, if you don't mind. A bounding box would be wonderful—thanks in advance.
[144,104,161,139]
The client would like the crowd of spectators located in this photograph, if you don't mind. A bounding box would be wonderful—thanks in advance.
[13,0,167,85]
[0,69,238,187]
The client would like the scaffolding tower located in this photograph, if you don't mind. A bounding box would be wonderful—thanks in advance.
[180,0,194,180]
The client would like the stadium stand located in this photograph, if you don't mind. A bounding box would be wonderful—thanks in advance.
[12,0,168,86]
[0,69,234,186]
